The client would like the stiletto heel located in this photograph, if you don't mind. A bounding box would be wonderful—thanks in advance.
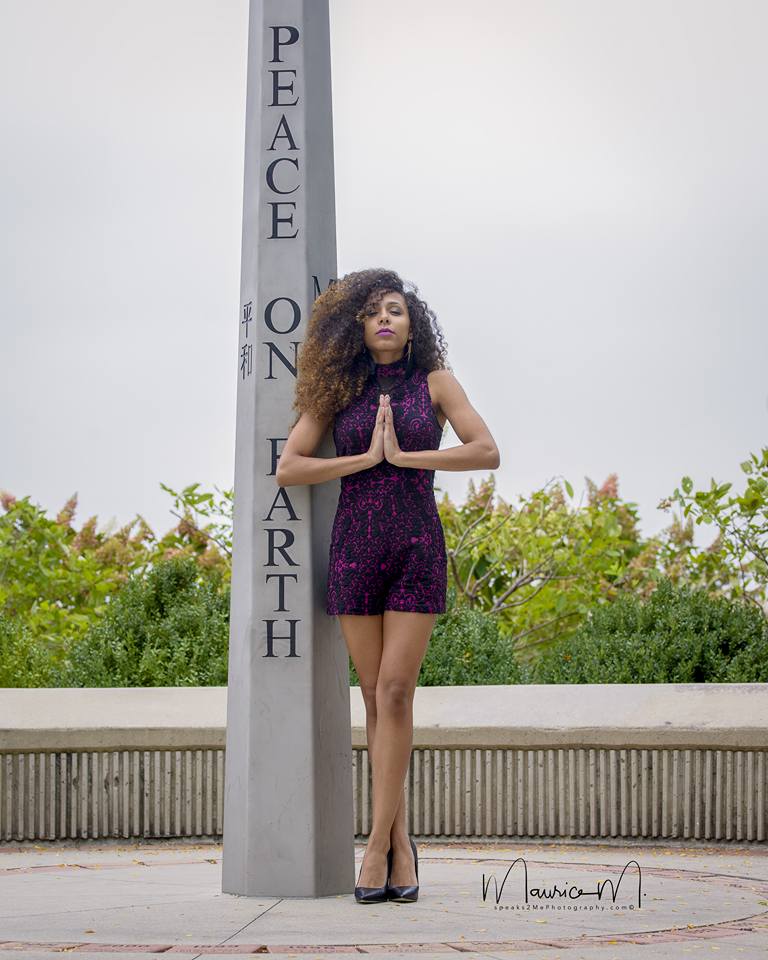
[355,845,392,903]
[386,836,419,902]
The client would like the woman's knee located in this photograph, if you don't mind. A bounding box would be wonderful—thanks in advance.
[360,684,378,714]
[375,677,414,714]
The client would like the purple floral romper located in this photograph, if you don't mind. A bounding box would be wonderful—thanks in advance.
[326,353,448,615]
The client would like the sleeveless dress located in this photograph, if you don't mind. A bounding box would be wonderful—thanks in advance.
[326,353,448,615]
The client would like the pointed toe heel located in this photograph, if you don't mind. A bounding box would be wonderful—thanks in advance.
[386,836,419,903]
[355,845,392,904]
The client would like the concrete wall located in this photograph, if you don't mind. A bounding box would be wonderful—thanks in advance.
[1,685,766,843]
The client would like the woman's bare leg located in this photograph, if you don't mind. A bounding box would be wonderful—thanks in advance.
[338,613,388,888]
[368,610,434,885]
[339,610,434,888]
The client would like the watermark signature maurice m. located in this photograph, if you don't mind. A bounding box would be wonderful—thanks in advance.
[481,857,644,911]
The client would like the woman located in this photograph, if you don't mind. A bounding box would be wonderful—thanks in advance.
[276,268,500,903]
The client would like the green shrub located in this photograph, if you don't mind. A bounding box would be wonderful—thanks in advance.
[421,592,526,685]
[531,576,768,683]
[54,556,230,687]
[0,486,231,680]
[0,612,54,687]
[348,587,526,687]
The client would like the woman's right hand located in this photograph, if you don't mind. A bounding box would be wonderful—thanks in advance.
[365,395,386,466]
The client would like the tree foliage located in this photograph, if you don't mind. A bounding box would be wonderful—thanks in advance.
[1,445,765,687]
[531,576,768,683]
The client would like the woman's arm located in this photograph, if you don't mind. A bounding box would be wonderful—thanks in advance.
[390,369,500,471]
[276,410,375,487]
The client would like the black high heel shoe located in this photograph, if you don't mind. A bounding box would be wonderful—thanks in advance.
[386,836,419,902]
[354,845,392,903]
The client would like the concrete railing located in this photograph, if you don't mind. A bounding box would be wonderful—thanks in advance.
[1,684,766,843]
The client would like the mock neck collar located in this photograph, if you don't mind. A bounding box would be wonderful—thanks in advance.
[372,352,409,377]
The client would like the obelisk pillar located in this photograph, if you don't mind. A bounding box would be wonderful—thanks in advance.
[222,0,353,897]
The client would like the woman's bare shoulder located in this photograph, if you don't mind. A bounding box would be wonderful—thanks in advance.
[426,367,461,397]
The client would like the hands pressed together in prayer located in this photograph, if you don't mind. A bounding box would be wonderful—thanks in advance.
[365,393,404,468]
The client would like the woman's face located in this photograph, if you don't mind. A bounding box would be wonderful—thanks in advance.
[361,290,411,361]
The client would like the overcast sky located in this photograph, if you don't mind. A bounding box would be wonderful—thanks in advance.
[2,0,766,548]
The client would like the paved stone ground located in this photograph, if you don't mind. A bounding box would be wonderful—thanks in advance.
[0,838,766,959]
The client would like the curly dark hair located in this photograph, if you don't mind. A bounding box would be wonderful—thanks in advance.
[291,268,450,429]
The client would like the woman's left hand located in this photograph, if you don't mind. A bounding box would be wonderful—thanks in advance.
[381,395,404,466]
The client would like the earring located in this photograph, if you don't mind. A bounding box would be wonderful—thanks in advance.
[407,339,412,361]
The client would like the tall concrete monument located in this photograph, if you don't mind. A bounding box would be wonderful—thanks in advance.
[222,0,353,897]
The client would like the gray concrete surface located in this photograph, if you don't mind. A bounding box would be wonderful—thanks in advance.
[3,684,767,752]
[1,838,767,958]
[222,0,348,900]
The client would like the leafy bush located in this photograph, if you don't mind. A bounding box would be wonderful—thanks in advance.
[0,493,136,661]
[348,587,526,687]
[0,485,230,661]
[54,556,230,687]
[531,577,768,683]
[0,612,54,687]
[3,446,766,688]
[439,474,648,660]
[420,588,526,685]
[658,446,768,606]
